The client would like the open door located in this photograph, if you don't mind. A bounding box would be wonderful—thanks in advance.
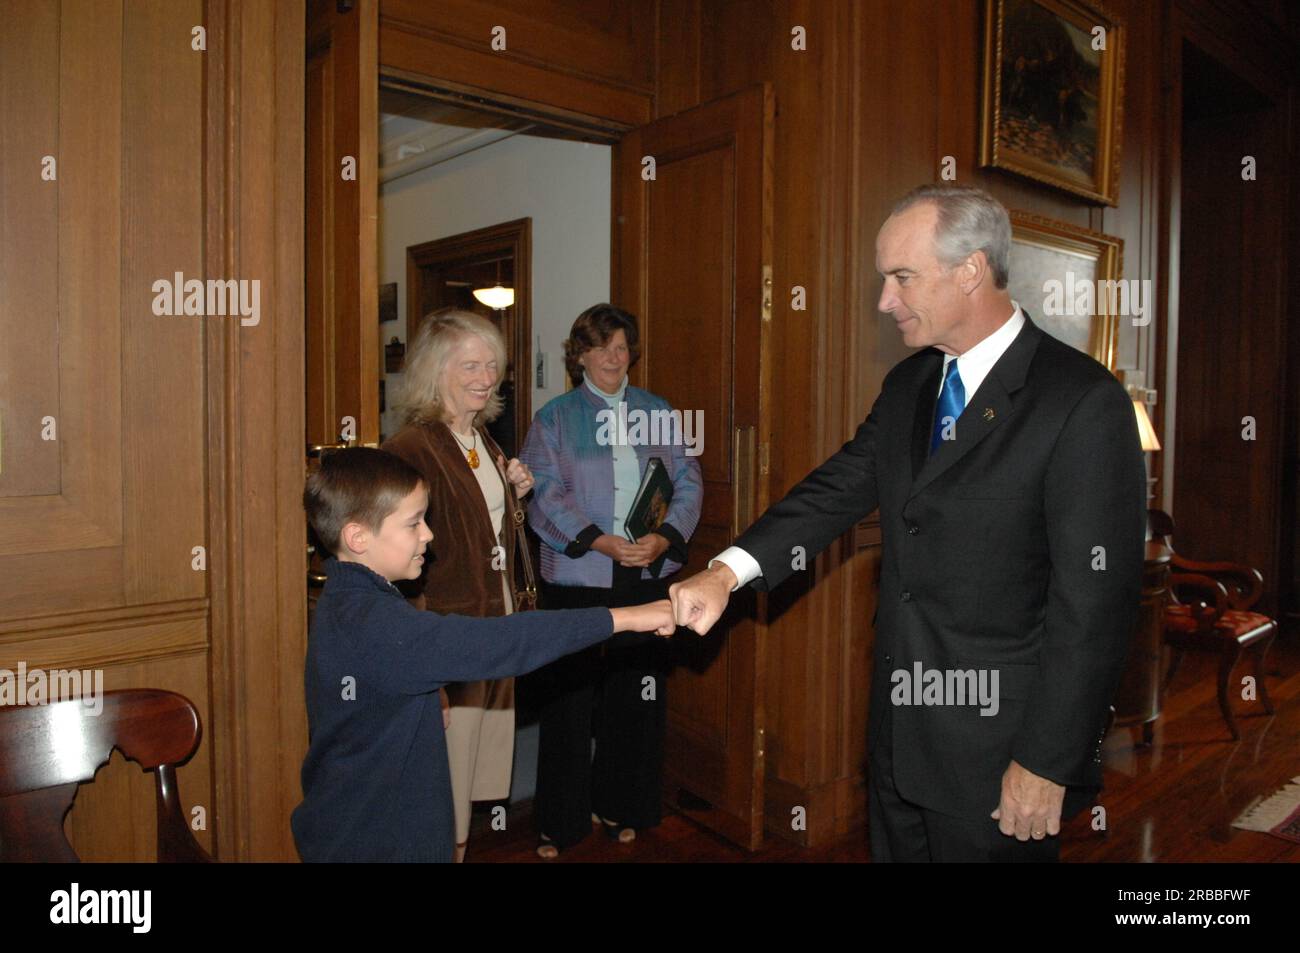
[614,85,774,850]
[306,0,379,452]
[305,0,379,594]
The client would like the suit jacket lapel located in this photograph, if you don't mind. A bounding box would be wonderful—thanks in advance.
[906,312,1044,501]
[910,350,944,482]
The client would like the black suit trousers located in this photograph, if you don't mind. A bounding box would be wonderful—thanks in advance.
[869,699,1059,863]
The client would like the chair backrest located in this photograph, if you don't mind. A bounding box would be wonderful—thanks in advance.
[1148,508,1176,550]
[0,688,213,861]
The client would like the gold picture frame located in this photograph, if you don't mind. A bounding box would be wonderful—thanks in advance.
[980,0,1125,206]
[1008,211,1125,371]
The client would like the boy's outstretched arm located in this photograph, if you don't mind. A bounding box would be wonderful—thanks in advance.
[349,598,675,695]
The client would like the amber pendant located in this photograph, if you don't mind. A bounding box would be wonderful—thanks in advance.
[465,448,480,469]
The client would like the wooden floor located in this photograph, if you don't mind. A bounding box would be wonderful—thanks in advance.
[469,625,1300,863]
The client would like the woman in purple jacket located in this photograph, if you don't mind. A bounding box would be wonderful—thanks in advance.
[520,304,703,857]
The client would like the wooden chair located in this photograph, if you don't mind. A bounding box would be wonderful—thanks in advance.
[0,688,214,861]
[1148,509,1278,740]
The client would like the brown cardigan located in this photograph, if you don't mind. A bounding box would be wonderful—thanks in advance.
[382,420,521,707]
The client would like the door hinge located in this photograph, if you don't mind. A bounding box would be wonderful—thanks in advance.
[761,264,773,323]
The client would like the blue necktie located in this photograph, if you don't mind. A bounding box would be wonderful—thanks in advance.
[930,359,965,455]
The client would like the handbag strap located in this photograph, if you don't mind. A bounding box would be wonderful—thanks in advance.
[508,492,538,604]
[485,432,537,607]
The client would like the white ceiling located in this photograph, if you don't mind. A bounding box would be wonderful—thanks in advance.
[378,90,534,184]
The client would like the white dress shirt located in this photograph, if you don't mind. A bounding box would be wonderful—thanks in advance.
[712,303,1026,590]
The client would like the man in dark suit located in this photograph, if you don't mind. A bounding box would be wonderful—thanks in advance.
[670,185,1147,862]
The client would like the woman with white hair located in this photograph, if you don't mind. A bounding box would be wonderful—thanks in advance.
[382,308,536,863]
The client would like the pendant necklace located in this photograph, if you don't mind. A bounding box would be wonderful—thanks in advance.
[450,426,480,469]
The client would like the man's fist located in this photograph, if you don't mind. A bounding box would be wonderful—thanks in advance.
[668,563,737,635]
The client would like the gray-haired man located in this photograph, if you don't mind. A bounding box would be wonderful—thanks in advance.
[671,185,1146,862]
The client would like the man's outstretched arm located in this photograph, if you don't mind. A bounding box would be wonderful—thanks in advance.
[670,384,888,633]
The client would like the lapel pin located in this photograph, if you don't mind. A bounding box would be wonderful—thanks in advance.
[982,407,995,421]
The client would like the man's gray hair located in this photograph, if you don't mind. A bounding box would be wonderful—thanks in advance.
[891,185,1011,289]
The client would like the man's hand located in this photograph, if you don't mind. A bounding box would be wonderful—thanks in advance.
[990,759,1066,841]
[668,563,737,635]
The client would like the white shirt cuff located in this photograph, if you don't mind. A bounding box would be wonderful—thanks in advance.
[709,547,762,592]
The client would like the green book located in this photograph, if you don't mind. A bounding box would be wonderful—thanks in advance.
[624,456,673,577]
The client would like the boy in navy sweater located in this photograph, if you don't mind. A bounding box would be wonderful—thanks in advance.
[292,448,675,862]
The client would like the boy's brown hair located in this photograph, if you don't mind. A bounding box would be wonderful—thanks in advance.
[304,447,425,556]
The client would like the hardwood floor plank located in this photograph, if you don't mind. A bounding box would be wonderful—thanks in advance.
[468,629,1299,863]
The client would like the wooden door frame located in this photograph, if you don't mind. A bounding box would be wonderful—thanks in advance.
[379,70,630,144]
[405,218,533,454]
[205,0,311,860]
[378,44,774,849]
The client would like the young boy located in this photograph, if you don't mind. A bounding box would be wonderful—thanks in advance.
[292,447,675,862]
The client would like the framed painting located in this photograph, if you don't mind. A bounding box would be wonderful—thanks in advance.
[379,281,398,324]
[981,0,1125,205]
[1007,211,1124,371]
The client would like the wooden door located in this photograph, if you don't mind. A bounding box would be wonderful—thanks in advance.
[306,0,379,452]
[614,85,774,849]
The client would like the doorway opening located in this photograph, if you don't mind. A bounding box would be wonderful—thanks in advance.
[374,83,615,804]
[375,85,615,450]
[304,8,774,847]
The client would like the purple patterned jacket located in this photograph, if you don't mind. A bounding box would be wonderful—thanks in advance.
[521,382,704,587]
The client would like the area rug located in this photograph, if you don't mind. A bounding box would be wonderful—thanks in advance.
[1232,776,1300,843]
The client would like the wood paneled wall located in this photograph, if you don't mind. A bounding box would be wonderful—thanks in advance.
[3,0,306,863]
[1,0,307,862]
[0,0,212,861]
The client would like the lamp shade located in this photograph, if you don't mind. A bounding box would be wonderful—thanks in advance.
[472,284,514,310]
[1132,399,1161,451]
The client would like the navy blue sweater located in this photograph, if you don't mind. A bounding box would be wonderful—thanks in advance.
[291,558,614,862]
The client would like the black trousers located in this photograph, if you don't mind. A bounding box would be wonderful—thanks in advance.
[526,564,669,847]
[868,702,1060,863]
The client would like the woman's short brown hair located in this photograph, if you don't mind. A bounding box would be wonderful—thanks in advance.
[304,447,425,556]
[563,303,641,386]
